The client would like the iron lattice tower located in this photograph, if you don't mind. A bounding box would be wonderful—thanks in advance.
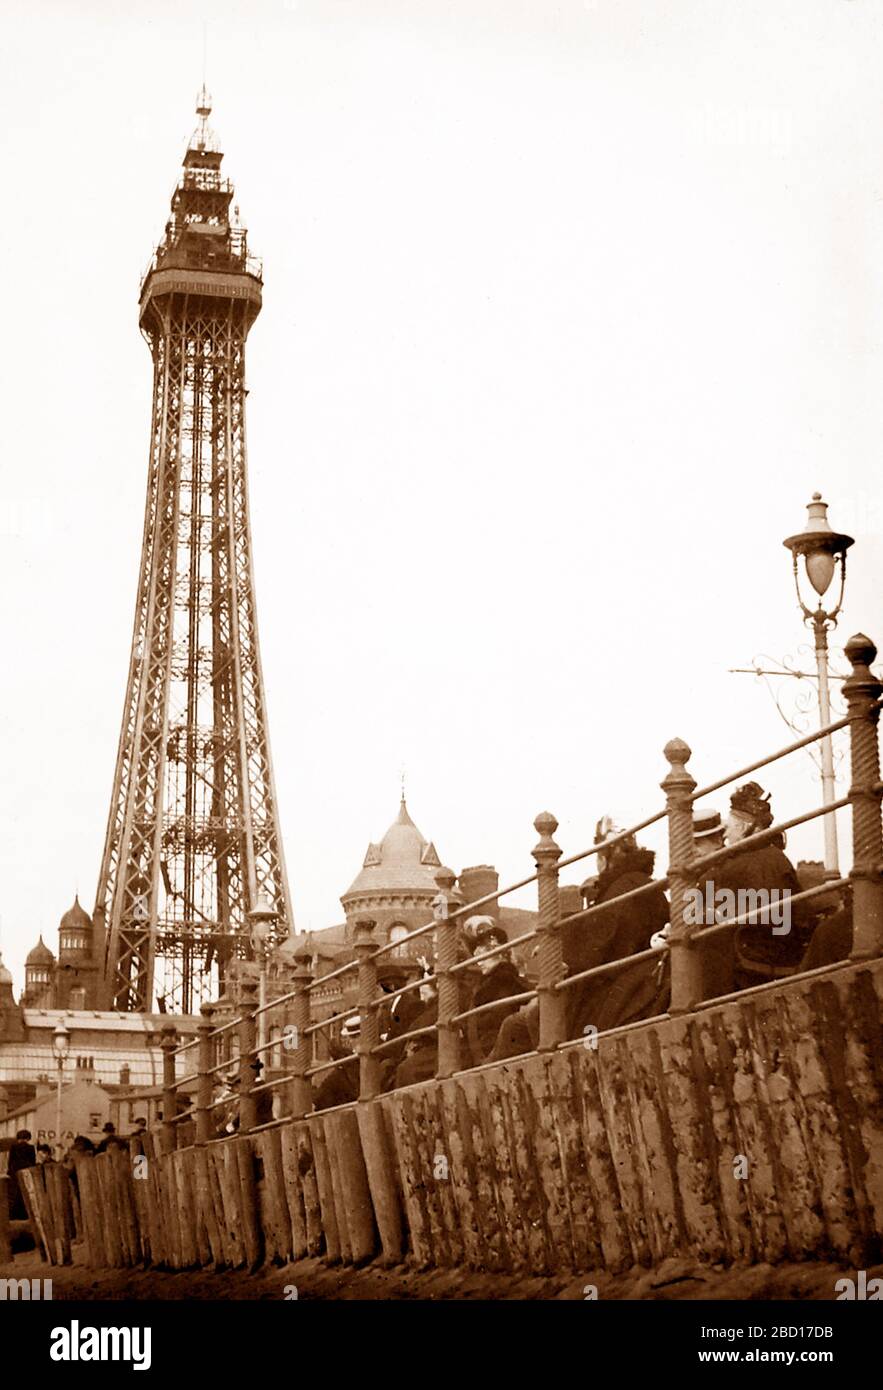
[94,91,293,1013]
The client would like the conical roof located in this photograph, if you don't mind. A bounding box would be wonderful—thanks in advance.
[0,951,12,986]
[343,800,442,899]
[26,935,56,966]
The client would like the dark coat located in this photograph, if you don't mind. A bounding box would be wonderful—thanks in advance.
[800,906,852,971]
[392,995,438,1090]
[561,847,669,1039]
[710,842,810,989]
[8,1140,36,1220]
[313,1055,359,1112]
[465,960,530,1066]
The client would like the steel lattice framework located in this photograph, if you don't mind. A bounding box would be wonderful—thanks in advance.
[94,91,292,1013]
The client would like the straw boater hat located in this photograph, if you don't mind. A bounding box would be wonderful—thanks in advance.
[693,807,723,840]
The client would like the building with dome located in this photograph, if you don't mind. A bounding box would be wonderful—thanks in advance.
[0,902,199,1129]
[340,797,445,956]
[20,896,101,1011]
[22,936,56,1008]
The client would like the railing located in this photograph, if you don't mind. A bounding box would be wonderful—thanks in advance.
[155,632,883,1148]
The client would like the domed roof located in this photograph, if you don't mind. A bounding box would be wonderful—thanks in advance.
[26,935,56,966]
[343,799,442,900]
[60,895,92,933]
[0,952,12,985]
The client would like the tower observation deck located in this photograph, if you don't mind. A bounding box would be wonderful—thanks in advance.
[94,91,293,1014]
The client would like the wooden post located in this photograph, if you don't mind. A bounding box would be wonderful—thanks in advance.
[196,1003,215,1145]
[160,1023,178,1150]
[662,737,701,1014]
[434,866,461,1079]
[238,980,258,1134]
[534,812,565,1050]
[287,948,313,1119]
[844,634,883,960]
[354,917,380,1100]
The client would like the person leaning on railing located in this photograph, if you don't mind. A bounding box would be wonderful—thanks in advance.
[710,782,818,993]
[487,817,670,1060]
[390,972,439,1089]
[560,818,670,1039]
[461,919,530,1067]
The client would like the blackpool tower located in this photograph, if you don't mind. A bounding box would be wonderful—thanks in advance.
[94,91,293,1013]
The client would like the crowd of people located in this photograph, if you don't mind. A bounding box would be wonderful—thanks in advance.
[311,779,850,1101]
[1,1118,149,1227]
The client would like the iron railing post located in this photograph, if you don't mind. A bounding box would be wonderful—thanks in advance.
[160,1023,178,1149]
[434,866,461,1079]
[663,737,702,1014]
[534,811,565,1050]
[288,949,313,1118]
[844,634,883,960]
[354,917,381,1100]
[238,980,258,1133]
[195,1003,215,1145]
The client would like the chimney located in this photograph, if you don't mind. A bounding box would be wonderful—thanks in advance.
[119,1063,131,1090]
[75,1055,96,1085]
[458,866,500,920]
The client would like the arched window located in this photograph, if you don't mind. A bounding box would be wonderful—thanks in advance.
[388,923,409,959]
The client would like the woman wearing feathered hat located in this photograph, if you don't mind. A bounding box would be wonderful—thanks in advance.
[712,781,810,992]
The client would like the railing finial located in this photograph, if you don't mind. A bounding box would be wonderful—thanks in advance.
[843,633,883,960]
[662,737,701,1015]
[533,810,565,1050]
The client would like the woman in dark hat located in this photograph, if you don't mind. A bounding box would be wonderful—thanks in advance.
[714,781,811,991]
[464,924,529,1067]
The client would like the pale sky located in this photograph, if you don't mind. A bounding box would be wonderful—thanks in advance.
[1,0,881,992]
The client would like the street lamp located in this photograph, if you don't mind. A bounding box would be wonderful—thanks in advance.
[249,889,277,1056]
[52,1019,71,1161]
[783,492,854,879]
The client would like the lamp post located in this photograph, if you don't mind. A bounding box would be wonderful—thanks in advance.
[784,492,854,880]
[248,889,277,1056]
[52,1019,71,1161]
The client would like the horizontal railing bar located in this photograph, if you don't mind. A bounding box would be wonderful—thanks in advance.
[171,1037,199,1057]
[689,877,849,939]
[253,988,298,1017]
[556,1009,672,1052]
[371,1023,437,1056]
[559,874,671,931]
[449,928,537,976]
[304,1053,358,1079]
[557,940,668,992]
[558,809,669,874]
[451,989,536,1025]
[372,917,438,960]
[305,958,358,992]
[366,973,433,1012]
[207,1017,243,1039]
[302,1006,357,1038]
[693,798,851,874]
[686,954,857,1010]
[691,717,850,803]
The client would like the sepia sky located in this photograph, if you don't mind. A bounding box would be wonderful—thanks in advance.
[1,0,881,991]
